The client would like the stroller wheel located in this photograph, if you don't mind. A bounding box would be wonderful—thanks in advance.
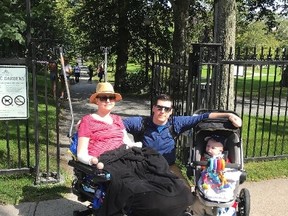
[73,209,94,216]
[237,188,250,216]
[73,210,81,216]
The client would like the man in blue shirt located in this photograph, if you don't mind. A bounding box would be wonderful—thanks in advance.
[123,94,242,182]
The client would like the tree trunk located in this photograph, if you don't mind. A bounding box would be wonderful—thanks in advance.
[114,0,129,91]
[171,0,190,65]
[170,0,190,99]
[213,0,236,110]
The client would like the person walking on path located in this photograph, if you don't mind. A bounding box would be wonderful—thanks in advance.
[97,64,104,82]
[88,64,94,83]
[48,61,58,99]
[73,63,81,83]
[60,58,73,99]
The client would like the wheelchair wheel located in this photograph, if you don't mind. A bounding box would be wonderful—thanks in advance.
[237,188,250,216]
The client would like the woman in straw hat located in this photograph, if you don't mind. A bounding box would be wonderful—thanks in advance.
[76,82,141,168]
[75,82,194,216]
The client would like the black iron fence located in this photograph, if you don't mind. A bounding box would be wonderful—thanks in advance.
[0,40,61,184]
[2,40,288,183]
[152,43,288,162]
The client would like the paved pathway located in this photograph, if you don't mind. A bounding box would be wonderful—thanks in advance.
[0,178,287,216]
[0,75,287,216]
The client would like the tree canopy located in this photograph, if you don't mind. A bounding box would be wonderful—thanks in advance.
[1,0,287,87]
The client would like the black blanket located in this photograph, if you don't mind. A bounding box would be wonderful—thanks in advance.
[98,146,193,216]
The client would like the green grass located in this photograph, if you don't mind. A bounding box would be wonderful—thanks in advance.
[126,62,142,72]
[234,67,288,99]
[0,73,66,205]
[0,74,59,169]
[0,173,72,205]
[105,62,143,83]
[200,65,288,98]
[244,159,288,181]
[241,115,288,157]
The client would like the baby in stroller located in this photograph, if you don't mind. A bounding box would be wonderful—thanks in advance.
[189,112,250,216]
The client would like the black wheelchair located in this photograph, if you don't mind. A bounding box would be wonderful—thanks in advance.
[68,146,194,216]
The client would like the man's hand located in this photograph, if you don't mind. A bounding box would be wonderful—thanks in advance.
[228,114,242,127]
[209,112,242,128]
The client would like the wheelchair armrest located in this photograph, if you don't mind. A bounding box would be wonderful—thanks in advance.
[68,160,111,181]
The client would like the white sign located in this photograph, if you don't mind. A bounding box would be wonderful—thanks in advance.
[0,65,29,120]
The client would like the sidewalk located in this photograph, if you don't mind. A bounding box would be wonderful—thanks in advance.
[0,75,287,216]
[1,178,287,216]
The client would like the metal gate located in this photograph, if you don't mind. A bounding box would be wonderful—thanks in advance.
[152,43,288,162]
[0,40,61,184]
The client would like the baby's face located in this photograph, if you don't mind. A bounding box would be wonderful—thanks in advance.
[206,139,223,156]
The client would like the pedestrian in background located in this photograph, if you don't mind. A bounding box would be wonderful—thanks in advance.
[60,58,72,99]
[73,62,81,83]
[97,64,104,82]
[48,61,58,99]
[88,64,93,83]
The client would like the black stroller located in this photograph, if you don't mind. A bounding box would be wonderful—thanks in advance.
[188,110,250,216]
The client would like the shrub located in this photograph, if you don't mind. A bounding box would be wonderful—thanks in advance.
[121,69,149,93]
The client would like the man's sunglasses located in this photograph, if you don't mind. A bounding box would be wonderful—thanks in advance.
[156,105,172,112]
[97,95,116,102]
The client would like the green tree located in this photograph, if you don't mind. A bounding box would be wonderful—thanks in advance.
[237,21,280,51]
[72,0,144,90]
[55,0,80,59]
[72,0,174,90]
[0,0,26,43]
[274,18,288,49]
[0,0,68,59]
[0,0,26,56]
[237,0,288,31]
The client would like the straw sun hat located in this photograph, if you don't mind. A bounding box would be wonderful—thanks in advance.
[89,82,122,104]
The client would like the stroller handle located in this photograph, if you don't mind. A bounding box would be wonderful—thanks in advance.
[191,161,241,169]
[193,109,240,117]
